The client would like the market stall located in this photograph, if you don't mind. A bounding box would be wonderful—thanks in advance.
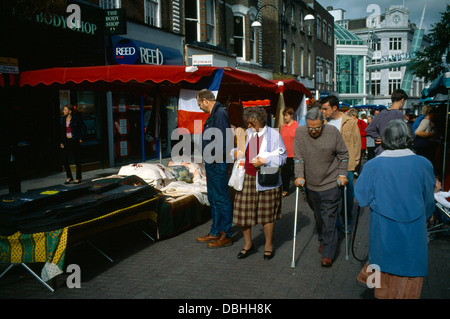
[0,65,312,290]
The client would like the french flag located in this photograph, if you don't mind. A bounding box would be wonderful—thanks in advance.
[177,68,224,134]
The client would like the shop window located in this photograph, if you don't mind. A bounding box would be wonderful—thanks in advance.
[112,92,176,165]
[59,90,101,143]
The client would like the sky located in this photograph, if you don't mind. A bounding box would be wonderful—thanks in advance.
[316,0,448,33]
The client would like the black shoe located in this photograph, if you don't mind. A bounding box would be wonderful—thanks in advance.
[263,250,275,260]
[64,178,73,184]
[237,245,254,259]
[74,179,82,184]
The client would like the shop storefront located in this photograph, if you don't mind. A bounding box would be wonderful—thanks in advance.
[0,1,106,184]
[106,24,184,166]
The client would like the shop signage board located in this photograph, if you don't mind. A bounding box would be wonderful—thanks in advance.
[111,36,183,66]
[105,9,126,35]
[192,55,214,66]
[0,57,19,74]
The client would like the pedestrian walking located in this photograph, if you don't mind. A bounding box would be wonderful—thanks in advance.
[293,107,349,267]
[355,119,435,299]
[233,107,286,260]
[280,107,298,197]
[320,96,361,234]
[365,89,408,156]
[60,104,87,184]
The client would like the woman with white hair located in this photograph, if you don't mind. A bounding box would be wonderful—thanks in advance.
[355,119,435,299]
[232,107,286,260]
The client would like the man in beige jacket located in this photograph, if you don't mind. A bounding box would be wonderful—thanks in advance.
[320,96,361,234]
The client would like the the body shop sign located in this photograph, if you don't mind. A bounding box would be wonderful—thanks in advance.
[112,36,183,66]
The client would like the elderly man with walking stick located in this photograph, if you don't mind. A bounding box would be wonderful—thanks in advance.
[293,108,349,267]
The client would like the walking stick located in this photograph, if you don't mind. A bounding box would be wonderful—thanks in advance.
[343,185,349,261]
[291,186,299,268]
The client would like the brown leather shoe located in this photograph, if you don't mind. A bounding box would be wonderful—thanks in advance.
[321,257,333,267]
[207,231,232,248]
[197,234,219,243]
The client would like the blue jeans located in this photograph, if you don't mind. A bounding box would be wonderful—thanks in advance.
[204,162,233,237]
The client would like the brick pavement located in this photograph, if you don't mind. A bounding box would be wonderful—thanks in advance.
[0,167,449,300]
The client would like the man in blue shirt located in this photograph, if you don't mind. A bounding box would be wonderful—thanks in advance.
[365,89,408,156]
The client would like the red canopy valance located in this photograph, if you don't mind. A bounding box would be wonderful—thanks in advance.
[1,65,312,112]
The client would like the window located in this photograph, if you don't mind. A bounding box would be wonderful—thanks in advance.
[323,21,327,42]
[389,79,401,95]
[389,37,402,50]
[317,16,321,40]
[316,59,324,83]
[308,50,312,77]
[299,48,304,76]
[328,25,332,45]
[249,15,256,62]
[389,66,401,72]
[205,0,215,44]
[371,80,381,95]
[371,39,381,51]
[233,15,244,58]
[326,61,332,84]
[299,11,304,30]
[100,0,121,9]
[185,0,199,43]
[291,44,295,74]
[145,0,160,27]
[282,40,287,73]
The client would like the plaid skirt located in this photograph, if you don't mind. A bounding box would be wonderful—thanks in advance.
[233,173,282,227]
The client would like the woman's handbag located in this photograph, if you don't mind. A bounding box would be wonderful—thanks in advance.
[257,166,279,187]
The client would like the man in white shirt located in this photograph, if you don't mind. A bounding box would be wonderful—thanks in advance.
[320,96,361,234]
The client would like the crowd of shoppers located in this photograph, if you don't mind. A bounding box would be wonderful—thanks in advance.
[193,88,437,299]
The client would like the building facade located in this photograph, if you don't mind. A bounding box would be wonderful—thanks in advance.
[330,4,430,108]
[1,0,324,185]
[334,23,373,106]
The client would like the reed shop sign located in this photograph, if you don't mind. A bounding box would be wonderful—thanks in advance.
[112,36,183,66]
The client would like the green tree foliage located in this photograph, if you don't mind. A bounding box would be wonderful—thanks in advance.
[410,5,450,82]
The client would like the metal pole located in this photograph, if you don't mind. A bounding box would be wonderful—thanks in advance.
[443,88,449,190]
[291,186,299,268]
[344,185,349,261]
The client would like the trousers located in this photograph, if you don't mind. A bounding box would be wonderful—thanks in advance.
[62,138,82,180]
[307,186,342,259]
[204,162,233,237]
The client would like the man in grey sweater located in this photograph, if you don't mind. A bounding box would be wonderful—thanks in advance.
[293,107,349,267]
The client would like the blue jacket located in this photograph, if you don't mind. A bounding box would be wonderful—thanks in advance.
[60,114,87,143]
[355,149,435,277]
[202,102,231,163]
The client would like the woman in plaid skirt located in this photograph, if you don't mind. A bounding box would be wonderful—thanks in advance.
[232,107,287,260]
